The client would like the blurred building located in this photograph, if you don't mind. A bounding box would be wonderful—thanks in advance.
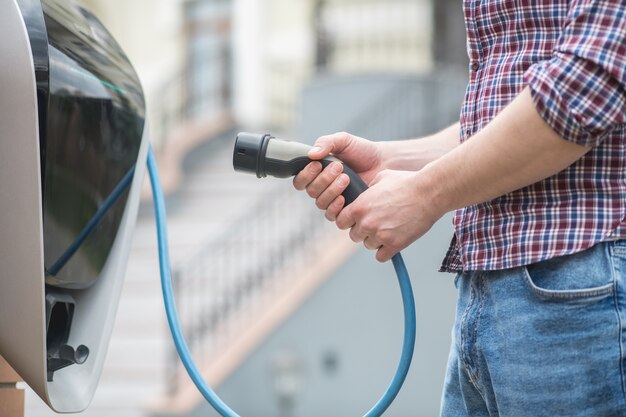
[82,0,449,142]
[236,0,436,131]
[313,0,433,74]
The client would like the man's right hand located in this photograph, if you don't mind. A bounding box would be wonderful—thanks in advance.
[292,132,384,221]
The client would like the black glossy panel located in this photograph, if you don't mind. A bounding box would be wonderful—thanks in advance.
[40,0,145,288]
[16,0,50,172]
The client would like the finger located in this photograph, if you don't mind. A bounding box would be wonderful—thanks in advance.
[363,236,381,250]
[316,173,349,210]
[325,196,345,221]
[305,161,343,199]
[349,225,367,243]
[293,162,322,190]
[376,246,397,263]
[336,206,355,230]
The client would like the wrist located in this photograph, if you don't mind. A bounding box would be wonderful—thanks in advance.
[377,141,393,171]
[379,139,429,171]
[413,162,455,219]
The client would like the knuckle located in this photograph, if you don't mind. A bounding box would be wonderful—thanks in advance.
[339,131,355,147]
[324,163,342,178]
[324,191,343,207]
[292,176,305,191]
[309,161,323,173]
[326,198,343,221]
[360,218,375,234]
[333,174,349,191]
[337,131,352,141]
[315,197,327,210]
[320,172,334,184]
[377,231,395,247]
[306,185,319,198]
[349,203,363,217]
[335,217,344,228]
[336,217,349,230]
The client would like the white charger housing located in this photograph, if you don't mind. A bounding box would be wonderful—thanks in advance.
[0,0,148,411]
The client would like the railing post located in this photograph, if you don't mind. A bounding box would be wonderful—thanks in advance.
[0,356,25,417]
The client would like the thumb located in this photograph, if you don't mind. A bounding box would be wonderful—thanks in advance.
[308,132,354,160]
[307,143,330,160]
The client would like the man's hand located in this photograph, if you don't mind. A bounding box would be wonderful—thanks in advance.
[335,169,444,262]
[293,126,462,221]
[292,132,385,220]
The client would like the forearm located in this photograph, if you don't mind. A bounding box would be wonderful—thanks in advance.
[380,122,461,171]
[419,88,591,215]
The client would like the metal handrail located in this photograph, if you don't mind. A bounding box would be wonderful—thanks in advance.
[166,185,335,394]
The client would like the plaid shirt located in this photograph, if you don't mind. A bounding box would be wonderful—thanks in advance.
[441,0,626,272]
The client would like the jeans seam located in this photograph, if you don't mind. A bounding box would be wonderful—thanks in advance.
[459,275,474,385]
[465,274,486,399]
[616,284,626,404]
[609,244,626,402]
[470,273,487,401]
[460,274,484,396]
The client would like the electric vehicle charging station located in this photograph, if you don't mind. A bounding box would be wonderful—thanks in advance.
[0,0,147,411]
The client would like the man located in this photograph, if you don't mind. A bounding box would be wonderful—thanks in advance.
[293,1,626,416]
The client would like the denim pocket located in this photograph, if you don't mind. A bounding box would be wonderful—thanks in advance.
[613,240,626,257]
[522,243,615,301]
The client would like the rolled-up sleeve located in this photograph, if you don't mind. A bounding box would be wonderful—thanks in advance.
[524,0,626,146]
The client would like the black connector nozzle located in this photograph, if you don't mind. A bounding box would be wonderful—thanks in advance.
[233,132,368,205]
[233,132,273,178]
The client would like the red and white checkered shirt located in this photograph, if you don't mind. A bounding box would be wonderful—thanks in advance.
[441,0,626,272]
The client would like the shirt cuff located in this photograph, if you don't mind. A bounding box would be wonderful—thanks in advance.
[524,52,626,147]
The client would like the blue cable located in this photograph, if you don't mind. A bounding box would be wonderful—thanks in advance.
[147,144,416,416]
[48,166,136,276]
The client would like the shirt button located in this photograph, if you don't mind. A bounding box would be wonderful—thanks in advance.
[471,62,480,71]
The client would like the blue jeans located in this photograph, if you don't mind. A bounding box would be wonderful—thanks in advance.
[441,241,626,417]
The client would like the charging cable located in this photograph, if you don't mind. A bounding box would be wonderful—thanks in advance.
[147,144,416,416]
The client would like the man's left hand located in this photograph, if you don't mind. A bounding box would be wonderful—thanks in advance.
[336,169,445,262]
